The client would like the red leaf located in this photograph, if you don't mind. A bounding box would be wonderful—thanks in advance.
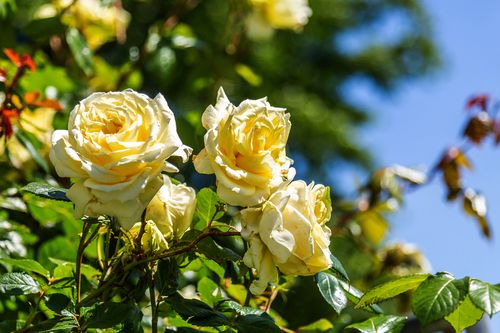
[32,99,63,111]
[3,48,21,67]
[494,120,500,145]
[463,111,492,145]
[466,95,489,111]
[24,91,40,104]
[1,109,18,138]
[21,54,36,72]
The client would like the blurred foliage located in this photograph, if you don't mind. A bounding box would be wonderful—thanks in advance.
[0,0,440,176]
[2,1,499,333]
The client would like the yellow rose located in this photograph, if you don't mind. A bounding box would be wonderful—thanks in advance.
[128,220,169,254]
[240,180,332,294]
[50,90,192,230]
[193,88,295,207]
[0,108,56,169]
[248,0,312,32]
[36,0,130,49]
[145,175,196,240]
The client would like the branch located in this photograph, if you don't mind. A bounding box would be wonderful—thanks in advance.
[79,229,240,306]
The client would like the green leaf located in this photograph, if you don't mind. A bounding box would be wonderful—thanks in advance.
[156,258,179,296]
[346,315,407,333]
[197,236,241,262]
[445,295,484,332]
[15,130,49,172]
[356,274,429,308]
[21,65,75,93]
[22,183,69,202]
[50,258,100,281]
[469,279,500,316]
[165,328,205,333]
[45,293,71,314]
[411,273,468,326]
[119,304,143,333]
[26,317,78,332]
[233,314,282,333]
[0,272,40,295]
[195,188,220,227]
[315,272,347,314]
[297,318,333,333]
[202,258,225,280]
[84,302,139,328]
[197,276,219,307]
[329,253,349,281]
[66,28,94,76]
[338,280,383,314]
[168,293,230,327]
[0,258,50,277]
[217,300,264,316]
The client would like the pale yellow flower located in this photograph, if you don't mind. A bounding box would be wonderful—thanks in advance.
[145,175,196,241]
[50,90,191,230]
[193,88,295,207]
[36,0,130,49]
[240,180,332,294]
[248,0,312,34]
[128,220,169,254]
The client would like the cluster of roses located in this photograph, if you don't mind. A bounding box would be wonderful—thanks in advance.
[50,88,332,295]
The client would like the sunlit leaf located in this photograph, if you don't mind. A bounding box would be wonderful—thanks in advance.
[356,274,429,308]
[0,258,49,277]
[445,295,484,332]
[0,272,40,295]
[346,315,406,333]
[66,28,94,76]
[338,280,384,314]
[194,188,221,228]
[21,183,69,202]
[297,319,333,333]
[411,273,468,326]
[315,272,347,314]
[469,279,500,316]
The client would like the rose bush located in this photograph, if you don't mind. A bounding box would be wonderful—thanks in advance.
[193,88,295,207]
[240,180,333,294]
[50,90,191,229]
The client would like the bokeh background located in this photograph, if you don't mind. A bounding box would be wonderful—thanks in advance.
[342,0,500,330]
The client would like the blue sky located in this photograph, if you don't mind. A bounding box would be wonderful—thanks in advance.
[341,0,500,330]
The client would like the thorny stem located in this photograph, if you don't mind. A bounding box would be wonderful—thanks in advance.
[79,230,240,306]
[135,209,148,250]
[264,287,279,313]
[75,221,91,314]
[148,264,158,333]
[243,276,252,307]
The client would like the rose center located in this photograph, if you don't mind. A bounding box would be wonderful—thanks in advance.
[102,119,123,134]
